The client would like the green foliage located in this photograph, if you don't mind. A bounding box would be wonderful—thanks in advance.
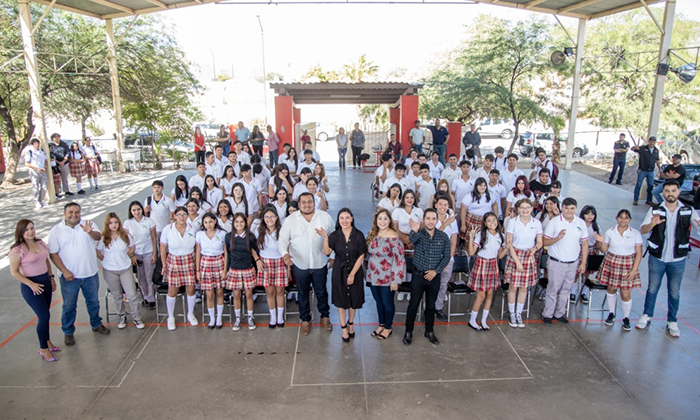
[358,104,389,130]
[342,54,379,82]
[300,64,339,82]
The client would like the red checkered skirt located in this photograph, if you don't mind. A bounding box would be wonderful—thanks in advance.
[226,267,256,290]
[579,247,598,276]
[165,253,196,287]
[257,257,288,287]
[52,170,61,187]
[459,212,483,241]
[85,158,101,175]
[504,248,538,288]
[598,252,641,290]
[199,254,225,290]
[468,257,500,291]
[69,160,86,178]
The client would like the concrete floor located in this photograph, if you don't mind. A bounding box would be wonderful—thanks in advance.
[1,148,699,420]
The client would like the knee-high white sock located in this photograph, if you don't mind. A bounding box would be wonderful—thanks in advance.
[216,305,224,324]
[207,307,216,326]
[606,293,617,314]
[269,309,276,325]
[516,302,524,315]
[93,175,98,187]
[166,296,176,318]
[234,308,241,319]
[481,309,490,325]
[508,302,515,314]
[621,300,632,319]
[277,306,285,324]
[187,295,196,315]
[247,310,254,318]
[88,177,94,187]
[469,311,478,324]
[76,182,82,191]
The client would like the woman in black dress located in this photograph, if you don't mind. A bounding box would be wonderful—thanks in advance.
[318,208,366,343]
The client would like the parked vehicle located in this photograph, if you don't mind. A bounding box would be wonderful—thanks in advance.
[659,128,700,164]
[193,122,224,140]
[653,163,700,206]
[475,118,515,139]
[518,131,588,158]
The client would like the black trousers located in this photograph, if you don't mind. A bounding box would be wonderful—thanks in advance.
[195,151,205,165]
[351,146,363,167]
[405,270,441,333]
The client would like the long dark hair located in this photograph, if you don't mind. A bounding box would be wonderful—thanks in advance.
[127,201,145,219]
[223,165,235,181]
[257,205,281,249]
[201,212,220,233]
[273,163,293,191]
[478,212,504,251]
[201,175,218,208]
[9,219,41,253]
[286,200,299,217]
[231,212,252,252]
[400,189,416,210]
[335,207,356,231]
[471,177,491,203]
[287,148,299,166]
[174,174,189,201]
[230,182,249,216]
[511,175,531,197]
[579,205,600,234]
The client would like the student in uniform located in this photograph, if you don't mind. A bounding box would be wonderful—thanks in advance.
[529,148,554,185]
[216,199,233,233]
[493,146,508,173]
[184,198,202,232]
[375,154,395,196]
[451,160,476,227]
[220,165,237,197]
[82,137,101,190]
[391,189,423,251]
[378,183,402,213]
[292,168,312,200]
[594,209,643,331]
[23,138,48,209]
[268,163,294,198]
[467,212,508,331]
[195,212,228,329]
[415,163,435,211]
[504,175,534,219]
[299,149,317,174]
[256,206,289,328]
[460,177,498,237]
[306,177,328,211]
[500,153,524,192]
[226,213,262,332]
[144,180,175,242]
[537,196,560,231]
[281,147,299,177]
[171,175,190,207]
[313,163,330,194]
[272,189,289,225]
[123,201,158,310]
[504,198,543,328]
[427,151,444,180]
[227,183,250,225]
[571,205,600,305]
[487,169,507,220]
[381,163,411,199]
[240,164,263,218]
[440,154,460,188]
[433,195,459,323]
[201,175,223,213]
[68,142,87,195]
[429,179,455,211]
[189,162,207,192]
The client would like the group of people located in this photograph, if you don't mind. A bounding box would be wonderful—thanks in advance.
[10,125,696,364]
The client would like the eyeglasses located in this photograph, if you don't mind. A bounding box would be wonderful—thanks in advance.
[175,213,187,217]
[263,215,277,220]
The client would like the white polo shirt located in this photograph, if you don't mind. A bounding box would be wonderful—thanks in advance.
[145,195,174,233]
[474,167,491,181]
[195,230,226,257]
[381,176,412,196]
[218,217,233,233]
[220,177,237,196]
[241,178,262,212]
[378,197,400,213]
[48,219,100,278]
[237,151,251,166]
[227,197,248,215]
[202,187,223,211]
[440,166,460,188]
[205,162,223,180]
[500,167,524,192]
[96,236,134,271]
[256,231,283,259]
[392,206,424,234]
[160,223,196,256]
[186,215,202,232]
[474,230,503,259]
[461,193,496,217]
[273,202,288,225]
[506,190,534,204]
[603,226,643,256]
[189,174,206,192]
[415,178,435,211]
[123,217,156,255]
[487,183,507,217]
[428,161,444,179]
[298,160,316,174]
[452,177,475,209]
[24,147,47,170]
[506,216,543,251]
[494,156,508,173]
[544,215,588,262]
[171,188,189,207]
[292,183,308,200]
[436,211,459,238]
[375,165,395,192]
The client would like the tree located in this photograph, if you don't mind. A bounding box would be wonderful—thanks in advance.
[300,64,339,82]
[342,54,379,82]
[421,15,556,154]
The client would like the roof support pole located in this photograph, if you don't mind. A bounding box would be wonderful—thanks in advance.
[105,18,125,172]
[647,0,676,140]
[565,18,586,170]
[18,0,57,203]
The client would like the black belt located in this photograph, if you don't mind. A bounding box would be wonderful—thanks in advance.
[549,256,577,264]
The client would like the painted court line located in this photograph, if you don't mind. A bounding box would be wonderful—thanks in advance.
[289,376,533,387]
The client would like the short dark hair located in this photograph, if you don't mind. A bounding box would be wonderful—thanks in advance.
[214,145,223,151]
[432,151,440,157]
[152,180,164,187]
[64,202,80,211]
[495,146,505,154]
[381,153,392,162]
[535,148,546,156]
[484,154,494,162]
[228,150,237,157]
[490,169,500,176]
[414,120,421,124]
[240,164,252,172]
[51,133,60,140]
[507,153,519,160]
[298,192,314,202]
[424,208,438,218]
[419,163,430,172]
[205,151,214,158]
[418,154,427,159]
[449,153,458,159]
[283,143,291,148]
[663,179,681,189]
[300,167,312,175]
[562,197,577,207]
[395,163,406,171]
[411,161,420,168]
[196,162,205,168]
[459,160,472,167]
[539,168,551,176]
[551,180,562,189]
[303,149,313,155]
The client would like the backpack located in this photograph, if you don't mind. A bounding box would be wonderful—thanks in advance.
[145,196,152,217]
[544,159,559,182]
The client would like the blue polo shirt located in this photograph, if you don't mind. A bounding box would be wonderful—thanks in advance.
[427,125,449,145]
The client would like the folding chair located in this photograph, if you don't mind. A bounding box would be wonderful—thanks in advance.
[575,255,607,319]
[446,251,476,322]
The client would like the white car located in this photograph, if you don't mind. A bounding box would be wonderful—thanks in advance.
[475,119,515,139]
[194,122,224,139]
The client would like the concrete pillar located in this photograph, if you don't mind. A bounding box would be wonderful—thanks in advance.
[18,0,56,203]
[565,18,586,170]
[105,19,125,172]
[389,107,400,142]
[275,96,294,148]
[293,107,301,149]
[648,0,677,140]
[399,95,419,154]
[447,122,462,159]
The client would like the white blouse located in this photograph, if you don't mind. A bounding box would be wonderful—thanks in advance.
[218,217,233,233]
[392,206,424,234]
[123,217,156,255]
[257,230,283,259]
[474,230,503,259]
[160,223,196,256]
[220,177,237,195]
[603,226,643,256]
[195,230,226,257]
[461,193,496,217]
[378,197,400,213]
[506,215,543,251]
[97,236,134,271]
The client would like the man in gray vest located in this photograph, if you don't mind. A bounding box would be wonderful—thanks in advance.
[638,180,700,337]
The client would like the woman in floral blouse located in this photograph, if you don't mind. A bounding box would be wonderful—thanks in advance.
[366,208,405,340]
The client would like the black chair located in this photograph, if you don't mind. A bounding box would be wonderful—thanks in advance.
[154,283,187,323]
[576,254,607,319]
[200,288,233,325]
[499,252,536,320]
[395,251,420,322]
[446,251,475,322]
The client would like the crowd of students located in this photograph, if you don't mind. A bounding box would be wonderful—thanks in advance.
[9,138,697,362]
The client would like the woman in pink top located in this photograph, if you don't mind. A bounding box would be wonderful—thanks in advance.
[8,219,59,362]
[266,125,279,167]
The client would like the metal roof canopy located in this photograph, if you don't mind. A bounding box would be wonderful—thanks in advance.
[269,82,423,105]
[28,0,663,20]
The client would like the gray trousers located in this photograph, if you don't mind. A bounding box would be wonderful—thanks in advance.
[57,162,70,193]
[135,252,156,303]
[29,169,47,204]
[543,259,577,318]
[435,258,455,311]
[103,267,141,321]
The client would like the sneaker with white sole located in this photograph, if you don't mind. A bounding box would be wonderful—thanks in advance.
[605,313,615,326]
[134,320,145,330]
[248,316,257,330]
[167,317,176,331]
[34,203,43,210]
[636,314,650,330]
[232,317,241,331]
[397,293,405,302]
[516,313,525,328]
[667,322,680,338]
[187,313,199,326]
[509,313,518,328]
[117,315,127,329]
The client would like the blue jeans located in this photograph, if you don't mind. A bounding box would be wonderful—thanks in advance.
[413,144,423,154]
[338,147,347,168]
[21,273,52,348]
[633,170,655,202]
[292,265,330,322]
[644,256,685,322]
[269,149,278,167]
[609,158,626,183]
[59,272,102,335]
[222,143,230,158]
[433,144,446,165]
[370,285,396,329]
[652,183,665,204]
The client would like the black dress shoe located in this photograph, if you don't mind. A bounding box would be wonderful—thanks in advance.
[403,332,413,345]
[435,310,448,322]
[65,191,74,196]
[554,316,570,324]
[542,317,552,325]
[424,331,439,345]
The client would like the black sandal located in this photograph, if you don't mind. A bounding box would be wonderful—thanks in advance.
[341,324,350,343]
[377,328,393,340]
[347,321,355,339]
[371,325,385,338]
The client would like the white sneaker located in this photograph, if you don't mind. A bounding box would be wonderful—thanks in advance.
[516,313,525,328]
[187,313,199,326]
[134,320,145,330]
[509,313,518,328]
[117,315,127,329]
[667,322,680,338]
[397,293,405,302]
[248,316,257,330]
[636,314,650,330]
[34,203,42,210]
[232,317,241,331]
[167,317,176,331]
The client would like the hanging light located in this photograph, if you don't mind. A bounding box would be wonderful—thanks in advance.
[672,63,696,84]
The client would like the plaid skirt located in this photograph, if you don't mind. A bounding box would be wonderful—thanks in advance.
[504,248,538,288]
[165,253,196,287]
[199,254,225,290]
[598,253,641,290]
[468,257,500,291]
[579,247,598,276]
[69,161,86,178]
[257,257,288,287]
[460,212,484,241]
[226,267,256,290]
[85,158,101,175]
[52,170,61,187]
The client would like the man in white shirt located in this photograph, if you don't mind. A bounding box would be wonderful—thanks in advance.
[205,151,223,183]
[415,163,435,211]
[298,150,317,174]
[542,198,589,324]
[240,164,263,215]
[530,148,554,185]
[277,143,291,164]
[487,169,507,219]
[440,154,460,188]
[48,202,110,346]
[427,151,444,179]
[233,141,251,166]
[493,146,508,173]
[213,145,227,167]
[404,148,419,170]
[189,162,207,191]
[409,120,425,155]
[144,180,174,240]
[375,154,395,195]
[475,154,495,180]
[303,141,321,163]
[500,153,524,192]
[278,192,335,335]
[227,151,242,178]
[24,138,48,209]
[381,163,412,197]
[451,160,476,225]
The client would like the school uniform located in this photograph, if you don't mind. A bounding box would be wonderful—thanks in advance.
[195,230,226,290]
[504,216,543,288]
[500,167,524,192]
[415,177,435,211]
[205,162,223,180]
[494,156,508,173]
[189,174,206,192]
[375,166,395,193]
[241,178,262,213]
[298,160,316,175]
[468,231,504,291]
[160,223,197,287]
[171,188,189,207]
[461,193,496,236]
[217,217,233,233]
[440,166,461,188]
[378,197,400,213]
[224,232,258,290]
[381,175,412,196]
[145,195,175,234]
[227,197,248,216]
[255,230,288,287]
[427,161,444,179]
[123,217,157,303]
[487,183,507,218]
[201,187,223,212]
[272,202,288,225]
[435,212,458,312]
[598,226,643,290]
[68,149,87,178]
[392,206,424,235]
[23,147,48,206]
[452,177,475,213]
